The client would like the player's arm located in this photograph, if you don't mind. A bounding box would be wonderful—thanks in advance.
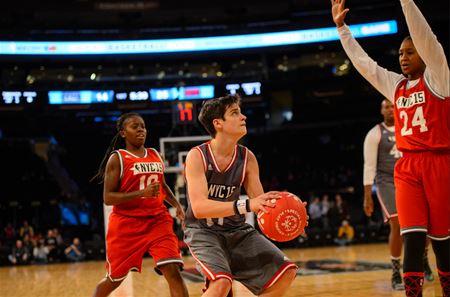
[331,0,404,101]
[363,127,380,217]
[103,153,160,205]
[400,0,449,97]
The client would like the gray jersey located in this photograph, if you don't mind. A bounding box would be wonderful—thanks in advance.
[185,142,248,231]
[375,124,400,183]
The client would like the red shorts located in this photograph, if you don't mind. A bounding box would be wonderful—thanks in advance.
[394,152,450,240]
[106,211,183,281]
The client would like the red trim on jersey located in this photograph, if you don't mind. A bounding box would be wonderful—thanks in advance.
[223,145,238,172]
[240,147,248,185]
[206,143,220,172]
[206,143,237,173]
[195,146,207,172]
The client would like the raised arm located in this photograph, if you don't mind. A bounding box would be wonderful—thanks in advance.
[400,0,449,97]
[331,0,404,101]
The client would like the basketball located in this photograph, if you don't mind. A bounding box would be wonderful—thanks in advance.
[257,191,308,242]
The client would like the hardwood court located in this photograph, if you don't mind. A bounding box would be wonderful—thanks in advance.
[0,243,443,297]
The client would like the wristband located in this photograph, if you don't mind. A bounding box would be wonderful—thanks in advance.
[245,199,251,212]
[236,199,247,215]
[233,200,240,215]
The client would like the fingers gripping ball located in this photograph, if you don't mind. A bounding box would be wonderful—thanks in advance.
[257,192,307,242]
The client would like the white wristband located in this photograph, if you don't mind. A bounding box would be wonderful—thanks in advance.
[236,199,247,215]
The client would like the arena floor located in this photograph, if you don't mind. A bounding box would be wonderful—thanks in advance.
[0,243,442,297]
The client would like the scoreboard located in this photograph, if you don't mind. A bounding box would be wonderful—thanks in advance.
[0,81,264,126]
[1,81,262,107]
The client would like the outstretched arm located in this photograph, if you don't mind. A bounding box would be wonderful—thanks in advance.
[400,0,449,97]
[331,0,404,101]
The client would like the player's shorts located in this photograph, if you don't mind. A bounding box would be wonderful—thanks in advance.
[184,224,298,295]
[106,211,183,281]
[394,151,450,240]
[375,174,398,222]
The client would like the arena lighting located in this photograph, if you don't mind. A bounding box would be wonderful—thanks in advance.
[0,20,397,55]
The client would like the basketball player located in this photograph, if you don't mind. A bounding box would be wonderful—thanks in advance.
[363,99,433,290]
[90,113,189,297]
[184,94,299,297]
[332,0,449,296]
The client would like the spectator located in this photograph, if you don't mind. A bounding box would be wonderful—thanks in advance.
[334,220,355,246]
[3,223,16,245]
[22,234,34,261]
[308,196,322,228]
[328,194,351,229]
[19,220,34,238]
[45,229,58,262]
[321,194,331,229]
[33,239,49,264]
[64,237,85,262]
[8,239,31,265]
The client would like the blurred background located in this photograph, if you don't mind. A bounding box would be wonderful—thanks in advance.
[0,0,448,264]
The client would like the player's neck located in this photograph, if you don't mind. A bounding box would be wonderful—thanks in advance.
[384,120,394,127]
[210,137,236,157]
[125,145,146,157]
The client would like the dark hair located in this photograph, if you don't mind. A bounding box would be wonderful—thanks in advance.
[402,35,412,43]
[198,94,241,138]
[90,112,142,183]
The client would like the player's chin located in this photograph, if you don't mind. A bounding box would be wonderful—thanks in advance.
[135,138,146,145]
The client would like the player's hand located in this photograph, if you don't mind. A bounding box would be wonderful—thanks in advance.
[363,191,374,217]
[250,191,281,214]
[331,0,349,28]
[175,205,186,222]
[142,182,161,198]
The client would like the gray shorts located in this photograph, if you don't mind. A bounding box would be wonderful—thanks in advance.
[375,175,398,221]
[184,224,297,295]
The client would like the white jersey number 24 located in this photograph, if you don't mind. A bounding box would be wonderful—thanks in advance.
[399,106,428,136]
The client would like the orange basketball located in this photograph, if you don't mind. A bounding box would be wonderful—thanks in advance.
[257,191,308,242]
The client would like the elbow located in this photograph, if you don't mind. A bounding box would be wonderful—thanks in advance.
[191,204,206,219]
[103,195,113,206]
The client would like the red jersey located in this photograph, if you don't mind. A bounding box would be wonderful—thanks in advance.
[394,76,450,153]
[112,148,167,217]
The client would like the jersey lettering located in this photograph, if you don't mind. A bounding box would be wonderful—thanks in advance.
[396,91,425,109]
[208,184,237,199]
[131,162,163,175]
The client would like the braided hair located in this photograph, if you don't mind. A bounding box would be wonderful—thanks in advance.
[90,112,142,183]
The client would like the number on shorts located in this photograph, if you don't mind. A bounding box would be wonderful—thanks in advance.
[400,106,428,136]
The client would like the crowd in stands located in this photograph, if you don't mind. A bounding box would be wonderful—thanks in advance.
[0,220,86,266]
